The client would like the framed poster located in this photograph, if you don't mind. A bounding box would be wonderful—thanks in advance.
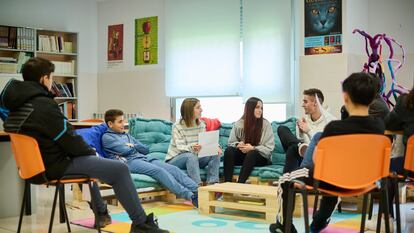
[304,0,342,55]
[135,16,158,65]
[107,24,123,61]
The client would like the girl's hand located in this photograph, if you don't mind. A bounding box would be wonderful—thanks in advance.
[218,146,223,156]
[192,144,202,153]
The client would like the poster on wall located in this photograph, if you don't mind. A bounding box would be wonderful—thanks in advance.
[135,16,158,65]
[304,0,342,55]
[107,24,123,61]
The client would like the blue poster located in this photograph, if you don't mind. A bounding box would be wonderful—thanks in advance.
[304,0,342,55]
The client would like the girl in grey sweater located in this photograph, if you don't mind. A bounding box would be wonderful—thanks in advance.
[224,97,275,183]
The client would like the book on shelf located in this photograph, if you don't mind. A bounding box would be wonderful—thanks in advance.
[51,60,75,75]
[0,26,8,48]
[52,81,74,97]
[64,41,72,53]
[16,52,32,73]
[38,35,72,53]
[58,101,76,120]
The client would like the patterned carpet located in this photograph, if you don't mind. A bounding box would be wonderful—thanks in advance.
[71,203,369,233]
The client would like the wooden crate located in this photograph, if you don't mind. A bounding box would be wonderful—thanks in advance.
[198,182,278,223]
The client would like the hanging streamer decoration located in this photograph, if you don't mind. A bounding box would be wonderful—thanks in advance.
[352,29,409,107]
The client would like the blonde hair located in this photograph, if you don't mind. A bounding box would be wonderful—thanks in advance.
[180,98,200,127]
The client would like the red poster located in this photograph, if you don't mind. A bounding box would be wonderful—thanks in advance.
[107,24,123,61]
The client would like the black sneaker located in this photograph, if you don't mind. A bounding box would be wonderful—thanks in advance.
[145,213,159,228]
[310,218,330,233]
[130,221,169,233]
[269,221,297,233]
[88,201,112,228]
[191,193,198,208]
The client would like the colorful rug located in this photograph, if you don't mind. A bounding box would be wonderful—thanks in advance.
[71,204,364,233]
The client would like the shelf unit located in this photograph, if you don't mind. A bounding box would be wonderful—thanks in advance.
[0,25,79,121]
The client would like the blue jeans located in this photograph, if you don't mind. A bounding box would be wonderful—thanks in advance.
[167,152,220,185]
[300,132,322,169]
[127,158,198,200]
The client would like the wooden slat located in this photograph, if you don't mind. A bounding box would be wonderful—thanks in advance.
[208,200,273,212]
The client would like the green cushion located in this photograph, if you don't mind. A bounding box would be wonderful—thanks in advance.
[130,173,163,189]
[129,118,172,154]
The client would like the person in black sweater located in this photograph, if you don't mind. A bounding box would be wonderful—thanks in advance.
[0,58,168,233]
[270,72,385,233]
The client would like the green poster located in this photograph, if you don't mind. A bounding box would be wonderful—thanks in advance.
[135,16,158,65]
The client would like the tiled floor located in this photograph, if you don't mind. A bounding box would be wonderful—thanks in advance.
[1,185,414,233]
[0,185,168,233]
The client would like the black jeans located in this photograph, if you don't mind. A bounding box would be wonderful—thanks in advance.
[223,146,268,183]
[281,169,338,230]
[277,126,302,173]
[64,156,147,224]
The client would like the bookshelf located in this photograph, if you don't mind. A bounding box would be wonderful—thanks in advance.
[0,25,79,122]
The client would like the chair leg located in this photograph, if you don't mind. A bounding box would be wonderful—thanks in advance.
[360,194,369,233]
[59,185,65,223]
[301,189,310,233]
[368,193,375,220]
[49,183,60,233]
[313,193,319,217]
[59,184,71,232]
[87,182,102,233]
[376,196,382,233]
[381,179,391,233]
[393,179,401,233]
[17,181,28,233]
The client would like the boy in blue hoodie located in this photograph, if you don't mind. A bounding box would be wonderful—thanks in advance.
[102,109,198,206]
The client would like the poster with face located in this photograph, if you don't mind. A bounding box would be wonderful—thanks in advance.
[304,0,342,55]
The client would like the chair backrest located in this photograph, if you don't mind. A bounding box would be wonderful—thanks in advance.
[404,135,414,172]
[9,133,46,180]
[313,134,391,190]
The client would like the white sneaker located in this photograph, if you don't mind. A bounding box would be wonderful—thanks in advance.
[298,143,309,157]
[365,215,394,233]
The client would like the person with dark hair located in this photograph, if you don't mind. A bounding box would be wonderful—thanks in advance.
[278,88,336,173]
[0,58,169,233]
[340,73,389,120]
[223,97,275,183]
[270,72,385,233]
[166,98,220,185]
[102,109,199,207]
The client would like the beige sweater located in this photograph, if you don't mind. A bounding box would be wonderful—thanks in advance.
[227,119,275,161]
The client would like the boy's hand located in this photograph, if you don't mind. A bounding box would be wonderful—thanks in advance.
[236,141,245,148]
[126,143,134,147]
[297,118,310,133]
[192,144,201,153]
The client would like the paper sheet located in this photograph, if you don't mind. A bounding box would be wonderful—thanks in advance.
[198,130,219,157]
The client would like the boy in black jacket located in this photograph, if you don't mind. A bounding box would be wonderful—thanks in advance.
[0,58,168,233]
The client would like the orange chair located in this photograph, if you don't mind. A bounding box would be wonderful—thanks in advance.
[284,134,392,233]
[9,133,101,233]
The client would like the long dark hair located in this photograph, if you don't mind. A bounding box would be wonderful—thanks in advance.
[242,97,263,146]
[406,85,414,110]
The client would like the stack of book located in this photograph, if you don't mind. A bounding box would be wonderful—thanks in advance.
[0,26,35,50]
[52,60,75,75]
[0,56,17,73]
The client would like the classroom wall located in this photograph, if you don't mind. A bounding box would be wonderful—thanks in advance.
[0,0,99,120]
[96,0,170,120]
[299,0,414,118]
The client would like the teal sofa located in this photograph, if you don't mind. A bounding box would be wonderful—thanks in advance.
[128,117,297,187]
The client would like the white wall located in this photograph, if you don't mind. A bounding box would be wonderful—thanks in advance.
[0,0,99,120]
[299,0,414,118]
[97,0,170,120]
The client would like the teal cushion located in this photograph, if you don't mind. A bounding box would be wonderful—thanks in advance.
[130,174,163,189]
[129,118,172,154]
